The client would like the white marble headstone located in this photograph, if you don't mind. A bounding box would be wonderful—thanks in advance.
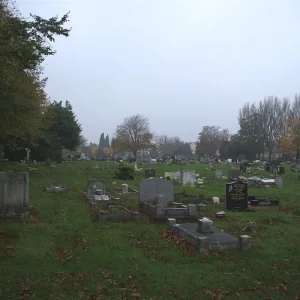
[215,169,222,180]
[182,170,196,187]
[275,176,283,188]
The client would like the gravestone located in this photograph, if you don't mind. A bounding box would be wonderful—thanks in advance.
[167,218,251,252]
[139,178,174,203]
[240,163,246,172]
[25,148,31,162]
[228,168,241,180]
[165,172,172,180]
[46,181,68,192]
[150,168,156,177]
[121,184,128,194]
[215,169,222,180]
[165,171,181,180]
[86,180,106,200]
[145,169,151,179]
[181,170,196,186]
[226,181,248,210]
[277,166,285,175]
[170,170,181,180]
[275,176,283,188]
[0,172,29,215]
[265,162,270,172]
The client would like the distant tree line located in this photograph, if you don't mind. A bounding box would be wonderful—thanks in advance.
[196,96,300,161]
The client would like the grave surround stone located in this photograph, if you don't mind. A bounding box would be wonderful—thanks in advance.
[167,218,251,252]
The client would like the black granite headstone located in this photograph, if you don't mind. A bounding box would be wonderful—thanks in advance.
[150,168,156,177]
[240,163,246,172]
[265,163,270,172]
[277,166,285,175]
[226,181,248,210]
[145,169,151,179]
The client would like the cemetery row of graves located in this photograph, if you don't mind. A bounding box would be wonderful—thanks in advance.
[1,160,300,299]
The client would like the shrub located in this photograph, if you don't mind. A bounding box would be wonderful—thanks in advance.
[115,162,135,180]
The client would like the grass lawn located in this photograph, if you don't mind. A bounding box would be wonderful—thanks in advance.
[1,161,300,299]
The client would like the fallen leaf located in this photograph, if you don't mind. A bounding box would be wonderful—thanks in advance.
[131,292,142,299]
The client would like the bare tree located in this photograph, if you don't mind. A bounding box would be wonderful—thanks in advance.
[239,97,293,160]
[114,114,152,158]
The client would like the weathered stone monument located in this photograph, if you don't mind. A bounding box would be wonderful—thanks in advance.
[275,176,283,188]
[139,178,173,203]
[139,178,197,220]
[181,170,196,186]
[167,217,251,252]
[86,180,106,199]
[215,169,222,180]
[0,172,30,220]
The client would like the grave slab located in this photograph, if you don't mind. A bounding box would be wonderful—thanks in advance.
[167,218,251,252]
[45,181,68,192]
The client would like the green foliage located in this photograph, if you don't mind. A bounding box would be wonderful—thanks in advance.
[0,0,71,149]
[39,101,82,161]
[115,162,135,180]
[219,134,247,161]
[105,134,110,148]
[99,133,105,149]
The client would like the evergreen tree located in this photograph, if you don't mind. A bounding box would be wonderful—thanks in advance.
[105,134,110,148]
[99,133,105,149]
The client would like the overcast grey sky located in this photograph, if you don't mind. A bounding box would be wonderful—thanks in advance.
[18,0,300,144]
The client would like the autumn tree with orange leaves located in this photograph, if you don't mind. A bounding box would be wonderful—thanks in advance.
[279,119,300,159]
